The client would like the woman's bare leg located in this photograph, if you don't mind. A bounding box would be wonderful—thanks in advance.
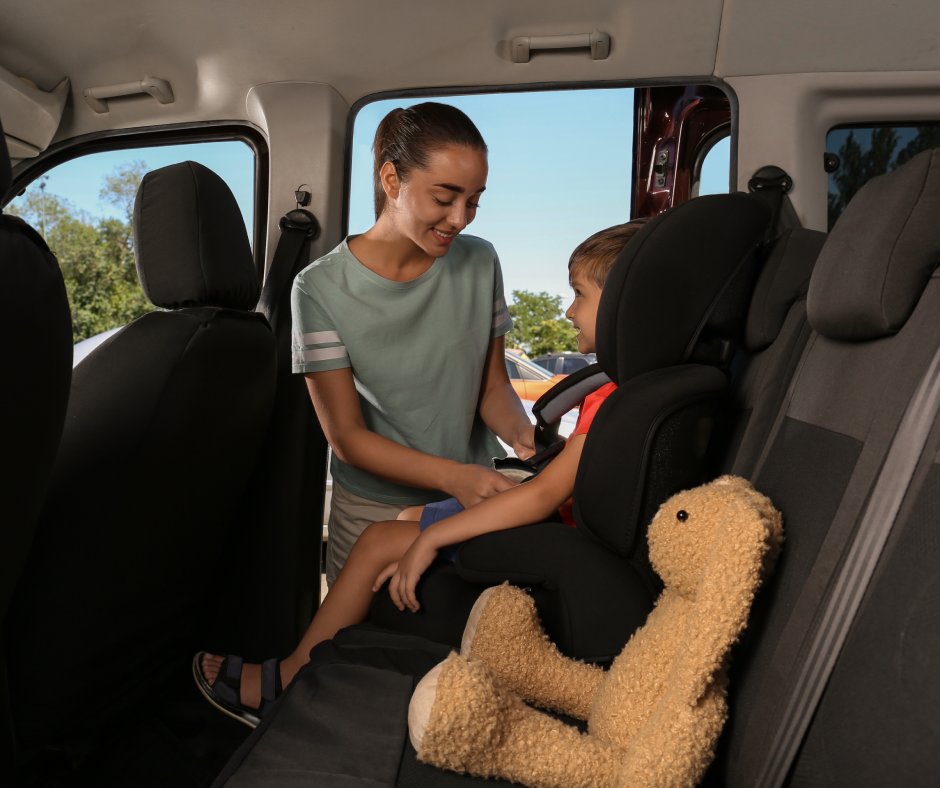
[201,519,419,709]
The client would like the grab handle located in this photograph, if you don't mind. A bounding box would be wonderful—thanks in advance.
[83,76,174,114]
[510,30,610,63]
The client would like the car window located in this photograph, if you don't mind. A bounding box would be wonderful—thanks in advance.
[505,358,520,378]
[562,357,587,374]
[696,134,731,196]
[7,140,256,342]
[826,123,940,228]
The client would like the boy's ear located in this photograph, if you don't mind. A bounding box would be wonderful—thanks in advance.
[380,161,401,201]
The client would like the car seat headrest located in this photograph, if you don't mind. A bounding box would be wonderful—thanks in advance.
[133,161,259,311]
[808,148,940,341]
[745,228,826,351]
[0,115,12,199]
[595,194,771,382]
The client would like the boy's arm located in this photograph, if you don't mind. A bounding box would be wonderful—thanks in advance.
[476,336,537,460]
[386,434,586,612]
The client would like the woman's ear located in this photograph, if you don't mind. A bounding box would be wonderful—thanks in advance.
[380,160,401,202]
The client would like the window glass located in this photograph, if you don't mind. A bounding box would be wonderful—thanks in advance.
[697,135,731,196]
[826,124,940,228]
[8,140,254,342]
[505,359,520,379]
[349,90,634,360]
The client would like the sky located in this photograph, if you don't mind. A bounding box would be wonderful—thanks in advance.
[12,88,729,305]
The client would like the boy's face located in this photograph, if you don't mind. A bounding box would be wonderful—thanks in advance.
[565,271,603,354]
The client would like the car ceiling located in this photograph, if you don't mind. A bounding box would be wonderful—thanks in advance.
[2,0,940,144]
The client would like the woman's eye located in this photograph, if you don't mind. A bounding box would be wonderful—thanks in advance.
[467,202,480,210]
[433,197,453,207]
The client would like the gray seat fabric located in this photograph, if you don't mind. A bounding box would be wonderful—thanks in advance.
[5,162,277,755]
[0,116,72,773]
[717,148,940,786]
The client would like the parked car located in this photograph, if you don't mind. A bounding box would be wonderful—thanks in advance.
[505,350,565,400]
[531,351,597,375]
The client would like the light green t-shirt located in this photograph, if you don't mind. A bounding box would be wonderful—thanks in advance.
[290,234,513,505]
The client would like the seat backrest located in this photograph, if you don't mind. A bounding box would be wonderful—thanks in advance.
[716,148,940,785]
[5,161,277,751]
[0,116,72,769]
[573,194,771,560]
[712,226,826,476]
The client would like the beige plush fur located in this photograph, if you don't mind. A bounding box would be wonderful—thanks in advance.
[409,475,783,788]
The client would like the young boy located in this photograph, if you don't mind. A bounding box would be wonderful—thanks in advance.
[196,219,648,724]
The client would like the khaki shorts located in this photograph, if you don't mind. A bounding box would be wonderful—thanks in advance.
[325,482,408,587]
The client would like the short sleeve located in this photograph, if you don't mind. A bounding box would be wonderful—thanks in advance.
[572,382,617,437]
[491,251,513,338]
[290,274,351,374]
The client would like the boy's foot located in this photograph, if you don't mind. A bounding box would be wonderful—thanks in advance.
[193,652,289,727]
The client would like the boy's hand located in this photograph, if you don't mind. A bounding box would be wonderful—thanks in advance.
[387,536,438,612]
[447,463,516,508]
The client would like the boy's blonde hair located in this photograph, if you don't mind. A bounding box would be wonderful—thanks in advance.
[568,219,650,289]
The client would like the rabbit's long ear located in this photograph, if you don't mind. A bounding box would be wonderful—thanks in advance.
[676,496,780,705]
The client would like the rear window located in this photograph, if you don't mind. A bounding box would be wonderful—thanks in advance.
[826,123,940,228]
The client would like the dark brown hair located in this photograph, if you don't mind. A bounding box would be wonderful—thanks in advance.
[372,102,488,218]
[569,218,650,288]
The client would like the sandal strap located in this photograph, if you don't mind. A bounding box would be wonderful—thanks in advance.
[215,654,245,707]
[259,658,283,713]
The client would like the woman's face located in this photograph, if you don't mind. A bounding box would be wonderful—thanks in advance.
[384,144,488,257]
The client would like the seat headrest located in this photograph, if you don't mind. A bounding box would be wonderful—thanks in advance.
[808,148,940,341]
[133,161,259,310]
[595,194,771,382]
[745,227,826,351]
[0,115,12,199]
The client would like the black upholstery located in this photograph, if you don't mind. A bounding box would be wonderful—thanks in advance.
[5,162,276,752]
[219,152,940,788]
[369,194,772,659]
[0,116,72,770]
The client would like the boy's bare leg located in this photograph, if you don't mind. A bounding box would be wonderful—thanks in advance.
[201,519,420,709]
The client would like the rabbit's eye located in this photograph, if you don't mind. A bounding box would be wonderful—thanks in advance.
[676,510,689,522]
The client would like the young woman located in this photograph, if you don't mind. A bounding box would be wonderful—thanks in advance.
[195,220,646,728]
[195,102,534,718]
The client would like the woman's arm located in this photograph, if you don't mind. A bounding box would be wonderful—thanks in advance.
[306,369,516,507]
[386,433,587,611]
[477,336,537,460]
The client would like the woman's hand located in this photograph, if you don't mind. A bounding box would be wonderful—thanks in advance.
[386,536,439,612]
[511,423,537,461]
[445,463,517,508]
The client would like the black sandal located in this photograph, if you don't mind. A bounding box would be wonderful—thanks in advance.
[192,652,282,728]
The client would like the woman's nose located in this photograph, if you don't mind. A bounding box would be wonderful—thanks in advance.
[447,204,468,229]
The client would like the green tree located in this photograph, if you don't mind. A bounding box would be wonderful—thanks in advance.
[9,166,151,341]
[506,290,578,357]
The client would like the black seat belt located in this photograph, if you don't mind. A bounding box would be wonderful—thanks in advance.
[748,166,800,246]
[756,338,940,788]
[257,207,320,324]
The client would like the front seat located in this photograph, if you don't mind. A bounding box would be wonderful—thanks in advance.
[0,117,72,771]
[5,161,277,755]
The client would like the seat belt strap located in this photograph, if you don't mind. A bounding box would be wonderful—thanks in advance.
[756,338,940,788]
[257,208,320,323]
[748,166,800,245]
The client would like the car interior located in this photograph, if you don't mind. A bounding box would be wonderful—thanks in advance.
[3,1,940,786]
